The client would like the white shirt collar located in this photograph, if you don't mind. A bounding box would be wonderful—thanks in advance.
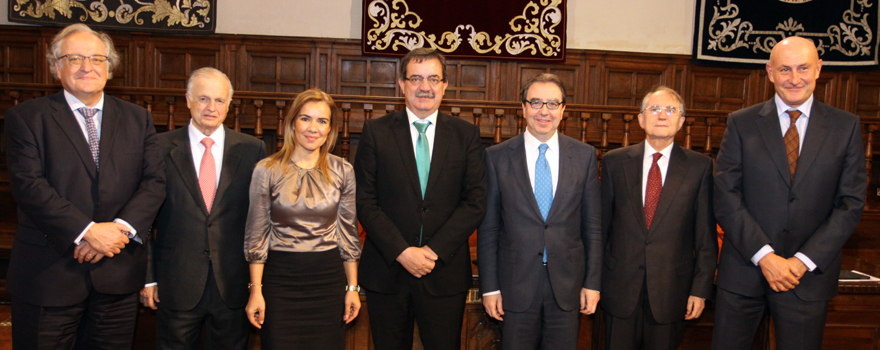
[774,94,813,118]
[523,127,560,152]
[405,108,438,126]
[644,141,673,161]
[63,90,105,113]
[188,122,226,148]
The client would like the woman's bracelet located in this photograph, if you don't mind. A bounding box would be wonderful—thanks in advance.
[248,283,262,289]
[344,285,361,292]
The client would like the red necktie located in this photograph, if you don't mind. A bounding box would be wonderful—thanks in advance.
[784,110,801,180]
[199,138,217,213]
[645,152,662,230]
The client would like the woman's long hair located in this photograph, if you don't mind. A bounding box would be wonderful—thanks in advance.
[264,88,339,183]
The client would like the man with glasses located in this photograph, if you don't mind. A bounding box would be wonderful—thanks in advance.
[598,86,717,350]
[5,23,165,348]
[354,48,487,349]
[477,73,601,349]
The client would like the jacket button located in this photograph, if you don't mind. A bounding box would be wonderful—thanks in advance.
[421,208,427,213]
[208,223,213,228]
[203,249,210,254]
[639,265,644,270]
[789,197,795,203]
[544,225,549,230]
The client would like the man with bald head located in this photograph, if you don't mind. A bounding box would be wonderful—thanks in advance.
[5,23,165,348]
[713,36,866,349]
[141,67,266,349]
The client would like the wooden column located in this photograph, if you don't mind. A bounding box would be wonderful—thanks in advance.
[253,100,264,139]
[165,96,176,130]
[275,100,286,151]
[232,99,242,132]
[580,112,591,144]
[341,103,351,161]
[704,117,715,157]
[515,110,524,135]
[622,113,633,147]
[866,123,877,204]
[493,109,505,144]
[684,117,694,150]
[559,112,568,135]
[473,108,483,135]
[364,103,373,121]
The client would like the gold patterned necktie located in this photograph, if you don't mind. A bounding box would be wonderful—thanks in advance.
[784,110,801,180]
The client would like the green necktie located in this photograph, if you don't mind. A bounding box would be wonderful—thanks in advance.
[414,121,432,198]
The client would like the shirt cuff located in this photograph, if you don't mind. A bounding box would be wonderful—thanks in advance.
[794,252,817,272]
[750,245,775,266]
[114,218,142,244]
[482,290,501,296]
[144,282,157,288]
[74,222,96,245]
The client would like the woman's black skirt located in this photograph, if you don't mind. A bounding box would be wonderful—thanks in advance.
[261,249,346,350]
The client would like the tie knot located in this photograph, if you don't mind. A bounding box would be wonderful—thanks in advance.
[538,143,549,155]
[77,107,99,118]
[201,137,214,148]
[652,152,662,163]
[413,121,431,134]
[788,109,802,123]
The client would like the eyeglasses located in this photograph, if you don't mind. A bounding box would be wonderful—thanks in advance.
[644,105,681,116]
[405,75,444,86]
[57,54,109,66]
[524,100,563,110]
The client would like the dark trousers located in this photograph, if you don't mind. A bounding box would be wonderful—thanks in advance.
[604,279,684,350]
[157,265,249,350]
[499,265,580,350]
[12,290,138,350]
[712,287,828,350]
[365,279,467,350]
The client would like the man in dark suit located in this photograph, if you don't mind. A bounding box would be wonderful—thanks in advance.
[713,36,866,350]
[477,73,602,350]
[5,23,166,349]
[599,86,717,350]
[354,48,487,350]
[139,67,266,349]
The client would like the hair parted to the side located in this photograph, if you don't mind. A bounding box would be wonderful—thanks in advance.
[520,73,567,104]
[640,85,686,116]
[265,88,339,184]
[47,23,120,79]
[186,67,234,101]
[399,48,448,82]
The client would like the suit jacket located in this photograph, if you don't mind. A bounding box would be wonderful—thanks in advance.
[147,125,266,310]
[477,133,602,312]
[599,142,717,324]
[354,110,487,296]
[5,91,166,307]
[714,99,866,301]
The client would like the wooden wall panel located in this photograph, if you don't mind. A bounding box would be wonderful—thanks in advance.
[337,55,398,97]
[154,46,222,89]
[601,60,669,107]
[446,60,491,101]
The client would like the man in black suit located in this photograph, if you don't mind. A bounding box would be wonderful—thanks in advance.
[478,73,602,350]
[5,23,166,349]
[599,86,717,350]
[713,36,866,350]
[354,48,487,350]
[139,67,266,349]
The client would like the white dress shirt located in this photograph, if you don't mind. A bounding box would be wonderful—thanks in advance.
[64,91,138,245]
[750,94,817,271]
[406,108,438,161]
[188,122,226,189]
[641,142,673,205]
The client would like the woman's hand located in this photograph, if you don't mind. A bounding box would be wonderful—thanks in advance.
[343,290,361,324]
[246,289,266,328]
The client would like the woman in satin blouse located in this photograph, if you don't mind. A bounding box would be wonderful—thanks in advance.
[244,88,361,349]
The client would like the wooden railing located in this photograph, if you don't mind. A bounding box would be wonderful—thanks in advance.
[1,83,879,209]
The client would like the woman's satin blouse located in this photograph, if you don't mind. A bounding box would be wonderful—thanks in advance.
[245,154,360,263]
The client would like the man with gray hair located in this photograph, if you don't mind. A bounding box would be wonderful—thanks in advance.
[5,23,165,348]
[140,67,266,349]
[599,86,717,350]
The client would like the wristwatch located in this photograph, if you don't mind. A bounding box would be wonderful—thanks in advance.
[345,285,361,292]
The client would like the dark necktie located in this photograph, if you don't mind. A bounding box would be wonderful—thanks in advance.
[645,152,662,230]
[784,109,801,180]
[77,107,100,170]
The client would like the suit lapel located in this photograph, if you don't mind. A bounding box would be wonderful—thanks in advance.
[98,97,119,173]
[214,127,244,213]
[168,128,209,215]
[391,112,423,199]
[623,142,648,235]
[548,136,574,220]
[49,93,97,178]
[425,114,452,197]
[756,101,792,187]
[509,134,545,221]
[648,144,689,236]
[792,101,830,189]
